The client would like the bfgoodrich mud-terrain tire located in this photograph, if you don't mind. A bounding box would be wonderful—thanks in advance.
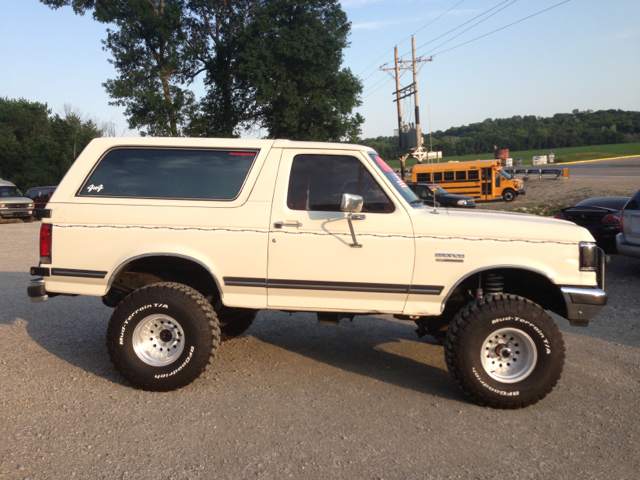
[216,306,257,341]
[106,282,220,392]
[444,295,565,409]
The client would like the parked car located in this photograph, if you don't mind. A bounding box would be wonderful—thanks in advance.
[406,182,476,208]
[616,188,640,258]
[25,186,57,210]
[0,178,35,221]
[555,196,629,251]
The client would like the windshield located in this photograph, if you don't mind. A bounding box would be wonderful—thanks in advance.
[0,186,24,198]
[498,169,512,180]
[368,153,424,208]
[432,185,448,194]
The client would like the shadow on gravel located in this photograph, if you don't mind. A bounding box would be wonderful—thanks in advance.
[556,254,640,349]
[250,311,470,404]
[1,271,123,385]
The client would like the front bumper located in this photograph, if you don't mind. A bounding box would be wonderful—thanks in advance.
[560,287,607,327]
[517,189,526,196]
[0,208,33,218]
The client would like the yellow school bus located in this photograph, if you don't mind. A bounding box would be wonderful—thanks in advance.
[410,159,525,202]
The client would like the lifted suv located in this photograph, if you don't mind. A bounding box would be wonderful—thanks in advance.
[28,138,607,408]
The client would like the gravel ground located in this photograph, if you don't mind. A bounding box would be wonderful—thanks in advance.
[1,221,639,480]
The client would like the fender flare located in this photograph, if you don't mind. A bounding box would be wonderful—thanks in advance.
[440,265,557,313]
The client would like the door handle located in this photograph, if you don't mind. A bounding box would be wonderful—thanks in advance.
[273,221,303,229]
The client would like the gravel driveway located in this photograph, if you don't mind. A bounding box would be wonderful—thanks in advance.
[1,222,639,479]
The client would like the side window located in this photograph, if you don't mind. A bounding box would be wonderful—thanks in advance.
[468,170,479,180]
[444,171,454,181]
[80,148,258,200]
[416,172,431,182]
[455,171,466,181]
[434,172,443,182]
[287,154,394,213]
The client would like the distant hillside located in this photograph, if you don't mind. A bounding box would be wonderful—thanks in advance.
[360,109,640,160]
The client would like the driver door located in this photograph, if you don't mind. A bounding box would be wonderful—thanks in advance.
[267,149,415,313]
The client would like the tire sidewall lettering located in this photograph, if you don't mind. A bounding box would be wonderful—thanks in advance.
[464,315,556,396]
[119,303,169,346]
[116,300,198,378]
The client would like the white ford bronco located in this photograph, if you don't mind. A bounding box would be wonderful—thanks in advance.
[28,138,607,409]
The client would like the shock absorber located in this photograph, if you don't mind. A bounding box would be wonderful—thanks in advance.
[485,273,504,295]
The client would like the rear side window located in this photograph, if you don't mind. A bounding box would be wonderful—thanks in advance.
[80,148,258,200]
[626,190,640,211]
[416,172,431,182]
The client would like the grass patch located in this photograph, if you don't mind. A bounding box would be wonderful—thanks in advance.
[384,142,640,169]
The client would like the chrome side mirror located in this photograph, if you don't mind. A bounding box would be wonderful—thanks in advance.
[340,193,365,248]
[340,193,363,214]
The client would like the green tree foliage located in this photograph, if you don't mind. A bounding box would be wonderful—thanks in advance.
[237,0,363,141]
[42,0,195,136]
[0,98,105,191]
[40,0,363,141]
[181,0,261,138]
[360,110,640,160]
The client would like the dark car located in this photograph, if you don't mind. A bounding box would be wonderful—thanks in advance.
[25,186,57,210]
[555,196,629,251]
[406,182,476,208]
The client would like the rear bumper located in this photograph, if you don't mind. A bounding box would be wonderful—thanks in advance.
[28,277,49,303]
[616,233,640,258]
[560,287,607,327]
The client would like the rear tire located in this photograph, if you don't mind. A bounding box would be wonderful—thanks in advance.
[444,295,564,409]
[106,282,220,391]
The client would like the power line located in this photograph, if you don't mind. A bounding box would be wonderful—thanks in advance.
[362,77,395,99]
[358,0,467,80]
[419,0,519,58]
[392,0,513,61]
[431,0,571,56]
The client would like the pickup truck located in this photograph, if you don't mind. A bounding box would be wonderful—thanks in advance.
[28,138,607,409]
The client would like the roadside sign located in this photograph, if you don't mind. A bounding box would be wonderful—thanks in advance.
[533,155,548,166]
[517,157,523,166]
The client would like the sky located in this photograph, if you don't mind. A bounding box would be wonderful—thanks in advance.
[1,0,639,139]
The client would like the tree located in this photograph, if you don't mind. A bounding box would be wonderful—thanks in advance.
[182,0,262,138]
[0,98,105,190]
[41,0,363,141]
[237,0,363,142]
[42,0,194,136]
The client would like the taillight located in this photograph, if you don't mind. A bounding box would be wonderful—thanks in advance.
[601,214,620,223]
[555,212,566,220]
[40,223,52,264]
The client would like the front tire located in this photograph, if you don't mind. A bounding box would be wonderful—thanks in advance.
[106,282,220,391]
[444,295,564,409]
[503,189,516,202]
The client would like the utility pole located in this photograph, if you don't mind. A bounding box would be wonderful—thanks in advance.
[380,37,433,178]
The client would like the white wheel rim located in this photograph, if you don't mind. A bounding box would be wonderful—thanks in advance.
[480,328,537,383]
[132,314,185,367]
